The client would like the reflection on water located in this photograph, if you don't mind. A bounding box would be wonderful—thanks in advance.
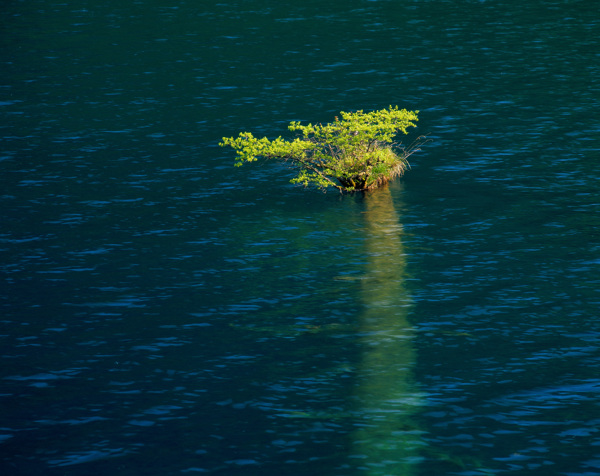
[351,184,424,474]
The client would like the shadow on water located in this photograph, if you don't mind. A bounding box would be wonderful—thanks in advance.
[350,183,424,474]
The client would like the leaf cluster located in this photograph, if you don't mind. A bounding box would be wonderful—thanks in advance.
[220,106,425,192]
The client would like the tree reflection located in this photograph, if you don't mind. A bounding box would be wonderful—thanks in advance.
[351,183,423,474]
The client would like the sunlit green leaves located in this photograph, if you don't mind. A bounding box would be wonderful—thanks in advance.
[219,106,423,192]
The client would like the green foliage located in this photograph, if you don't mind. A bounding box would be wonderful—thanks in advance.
[220,106,426,192]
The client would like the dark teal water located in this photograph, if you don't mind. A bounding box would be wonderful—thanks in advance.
[2,1,599,475]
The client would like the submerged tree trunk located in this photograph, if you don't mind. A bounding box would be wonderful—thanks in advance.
[351,184,424,474]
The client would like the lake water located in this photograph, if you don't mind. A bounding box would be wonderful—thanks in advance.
[1,0,599,474]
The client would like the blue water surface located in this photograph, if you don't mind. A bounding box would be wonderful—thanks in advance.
[1,0,599,475]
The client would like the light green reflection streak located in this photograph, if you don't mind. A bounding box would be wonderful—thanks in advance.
[351,185,424,475]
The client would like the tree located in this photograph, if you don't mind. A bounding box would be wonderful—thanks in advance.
[220,106,427,192]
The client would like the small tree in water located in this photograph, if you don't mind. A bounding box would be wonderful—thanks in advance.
[220,106,427,192]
